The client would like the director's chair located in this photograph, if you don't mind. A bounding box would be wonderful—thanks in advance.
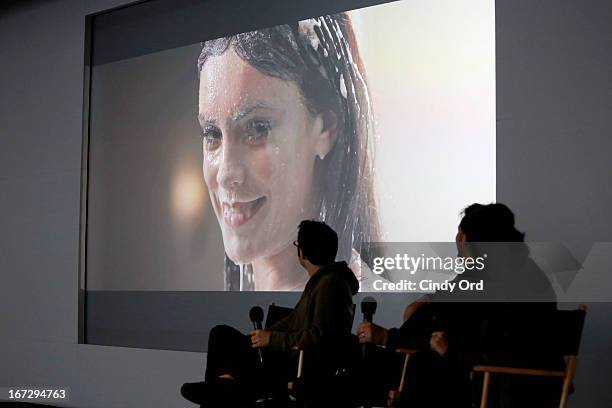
[472,305,587,408]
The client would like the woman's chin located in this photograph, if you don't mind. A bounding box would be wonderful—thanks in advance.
[219,216,299,264]
[223,237,289,266]
[222,239,261,265]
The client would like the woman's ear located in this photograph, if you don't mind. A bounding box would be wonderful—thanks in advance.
[313,110,338,160]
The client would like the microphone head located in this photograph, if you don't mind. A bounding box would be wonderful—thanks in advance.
[249,306,264,323]
[361,296,377,316]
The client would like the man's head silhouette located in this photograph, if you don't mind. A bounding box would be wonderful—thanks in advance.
[456,203,526,258]
[294,220,338,274]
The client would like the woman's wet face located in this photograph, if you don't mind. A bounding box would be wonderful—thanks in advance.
[198,47,323,264]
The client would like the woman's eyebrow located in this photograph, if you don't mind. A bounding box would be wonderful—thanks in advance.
[198,101,275,125]
[232,102,274,122]
[197,114,217,127]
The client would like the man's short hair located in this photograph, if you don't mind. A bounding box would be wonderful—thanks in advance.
[459,203,525,242]
[297,220,338,266]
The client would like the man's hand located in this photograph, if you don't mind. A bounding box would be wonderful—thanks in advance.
[250,330,271,348]
[357,322,388,345]
[430,331,449,356]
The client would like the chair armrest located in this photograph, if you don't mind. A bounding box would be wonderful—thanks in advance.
[394,348,418,355]
[472,365,566,377]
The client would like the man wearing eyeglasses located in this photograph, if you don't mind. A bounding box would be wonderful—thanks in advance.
[181,220,359,406]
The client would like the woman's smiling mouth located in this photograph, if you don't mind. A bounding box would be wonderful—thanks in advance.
[222,196,267,228]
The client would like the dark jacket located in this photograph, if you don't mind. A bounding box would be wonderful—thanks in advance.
[386,301,486,369]
[268,261,359,354]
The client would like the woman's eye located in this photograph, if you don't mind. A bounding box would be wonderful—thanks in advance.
[201,126,222,149]
[245,119,272,145]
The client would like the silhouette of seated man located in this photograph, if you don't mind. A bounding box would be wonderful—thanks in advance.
[181,220,359,407]
[356,203,558,408]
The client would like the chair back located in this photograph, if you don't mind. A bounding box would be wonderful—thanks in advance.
[553,305,587,357]
[265,304,293,329]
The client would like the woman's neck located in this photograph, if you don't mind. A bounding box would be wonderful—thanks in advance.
[251,242,308,291]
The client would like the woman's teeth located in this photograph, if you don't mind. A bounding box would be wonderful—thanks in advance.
[222,197,266,227]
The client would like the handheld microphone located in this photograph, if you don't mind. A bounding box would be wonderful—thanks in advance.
[361,296,377,323]
[361,297,377,358]
[249,306,265,363]
[250,306,264,330]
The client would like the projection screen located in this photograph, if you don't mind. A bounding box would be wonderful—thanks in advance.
[86,0,495,293]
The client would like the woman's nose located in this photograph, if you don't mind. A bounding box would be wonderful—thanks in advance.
[217,142,246,190]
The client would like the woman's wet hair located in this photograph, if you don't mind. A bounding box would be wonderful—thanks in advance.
[198,14,380,289]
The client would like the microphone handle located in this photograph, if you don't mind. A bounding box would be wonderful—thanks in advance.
[253,322,264,364]
[362,315,373,357]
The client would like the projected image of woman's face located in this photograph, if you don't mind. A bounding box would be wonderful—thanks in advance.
[198,48,323,264]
